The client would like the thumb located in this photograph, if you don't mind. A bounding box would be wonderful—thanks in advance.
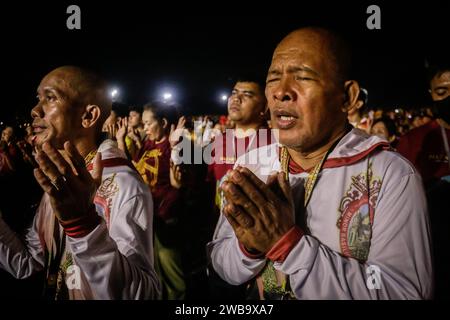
[92,152,103,187]
[277,171,293,207]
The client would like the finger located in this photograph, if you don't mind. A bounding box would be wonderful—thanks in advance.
[33,168,58,197]
[229,169,267,206]
[41,142,75,179]
[277,171,294,207]
[179,116,186,128]
[35,149,64,184]
[221,181,260,220]
[266,171,288,202]
[91,152,103,187]
[64,141,91,181]
[223,204,240,231]
[236,166,277,202]
[223,202,254,229]
[266,171,278,186]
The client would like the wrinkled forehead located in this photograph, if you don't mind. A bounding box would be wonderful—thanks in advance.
[38,70,78,97]
[270,36,335,75]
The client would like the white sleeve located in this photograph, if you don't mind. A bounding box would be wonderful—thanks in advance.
[207,213,266,286]
[274,172,433,299]
[0,202,45,279]
[67,194,161,300]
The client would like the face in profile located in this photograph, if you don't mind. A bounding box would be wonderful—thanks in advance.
[142,110,165,142]
[31,69,84,149]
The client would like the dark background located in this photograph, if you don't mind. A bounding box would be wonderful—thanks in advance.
[0,0,449,126]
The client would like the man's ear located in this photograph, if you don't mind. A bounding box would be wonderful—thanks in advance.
[341,80,361,113]
[81,105,101,129]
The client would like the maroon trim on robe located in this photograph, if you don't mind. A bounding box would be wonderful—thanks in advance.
[280,142,391,175]
[86,157,135,172]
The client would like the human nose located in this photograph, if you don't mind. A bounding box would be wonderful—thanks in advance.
[271,77,297,102]
[31,101,44,119]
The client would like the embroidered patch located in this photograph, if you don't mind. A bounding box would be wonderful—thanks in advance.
[94,173,119,228]
[337,164,381,261]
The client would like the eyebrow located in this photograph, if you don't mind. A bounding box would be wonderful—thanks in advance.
[232,88,255,95]
[268,66,320,77]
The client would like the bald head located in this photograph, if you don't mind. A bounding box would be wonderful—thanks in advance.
[265,27,360,153]
[32,66,112,150]
[274,27,352,84]
[43,66,112,128]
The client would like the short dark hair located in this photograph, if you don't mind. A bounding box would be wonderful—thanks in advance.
[234,73,267,93]
[373,116,397,137]
[111,101,128,118]
[128,105,142,114]
[425,53,450,85]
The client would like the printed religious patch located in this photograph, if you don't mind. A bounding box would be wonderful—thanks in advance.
[337,163,382,262]
[94,173,119,228]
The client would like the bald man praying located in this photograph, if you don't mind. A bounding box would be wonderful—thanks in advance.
[0,66,160,300]
[208,28,433,300]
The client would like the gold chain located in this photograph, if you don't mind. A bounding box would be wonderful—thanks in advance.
[84,149,98,165]
[280,146,329,207]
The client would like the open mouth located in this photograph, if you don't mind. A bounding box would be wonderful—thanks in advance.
[273,109,298,129]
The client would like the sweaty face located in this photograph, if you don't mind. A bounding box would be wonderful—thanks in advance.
[142,110,165,141]
[31,70,84,149]
[128,111,142,128]
[227,82,265,125]
[265,31,347,152]
[430,71,450,102]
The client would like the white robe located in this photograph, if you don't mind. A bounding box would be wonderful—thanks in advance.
[0,139,160,299]
[208,129,433,299]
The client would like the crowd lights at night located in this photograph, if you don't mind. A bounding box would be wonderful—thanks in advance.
[162,92,173,101]
[107,85,232,105]
[110,88,119,100]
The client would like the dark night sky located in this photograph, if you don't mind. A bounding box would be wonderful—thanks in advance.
[0,0,449,127]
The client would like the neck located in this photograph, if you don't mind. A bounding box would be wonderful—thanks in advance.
[234,122,263,138]
[348,113,361,126]
[288,128,348,170]
[75,140,99,159]
[58,139,98,169]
